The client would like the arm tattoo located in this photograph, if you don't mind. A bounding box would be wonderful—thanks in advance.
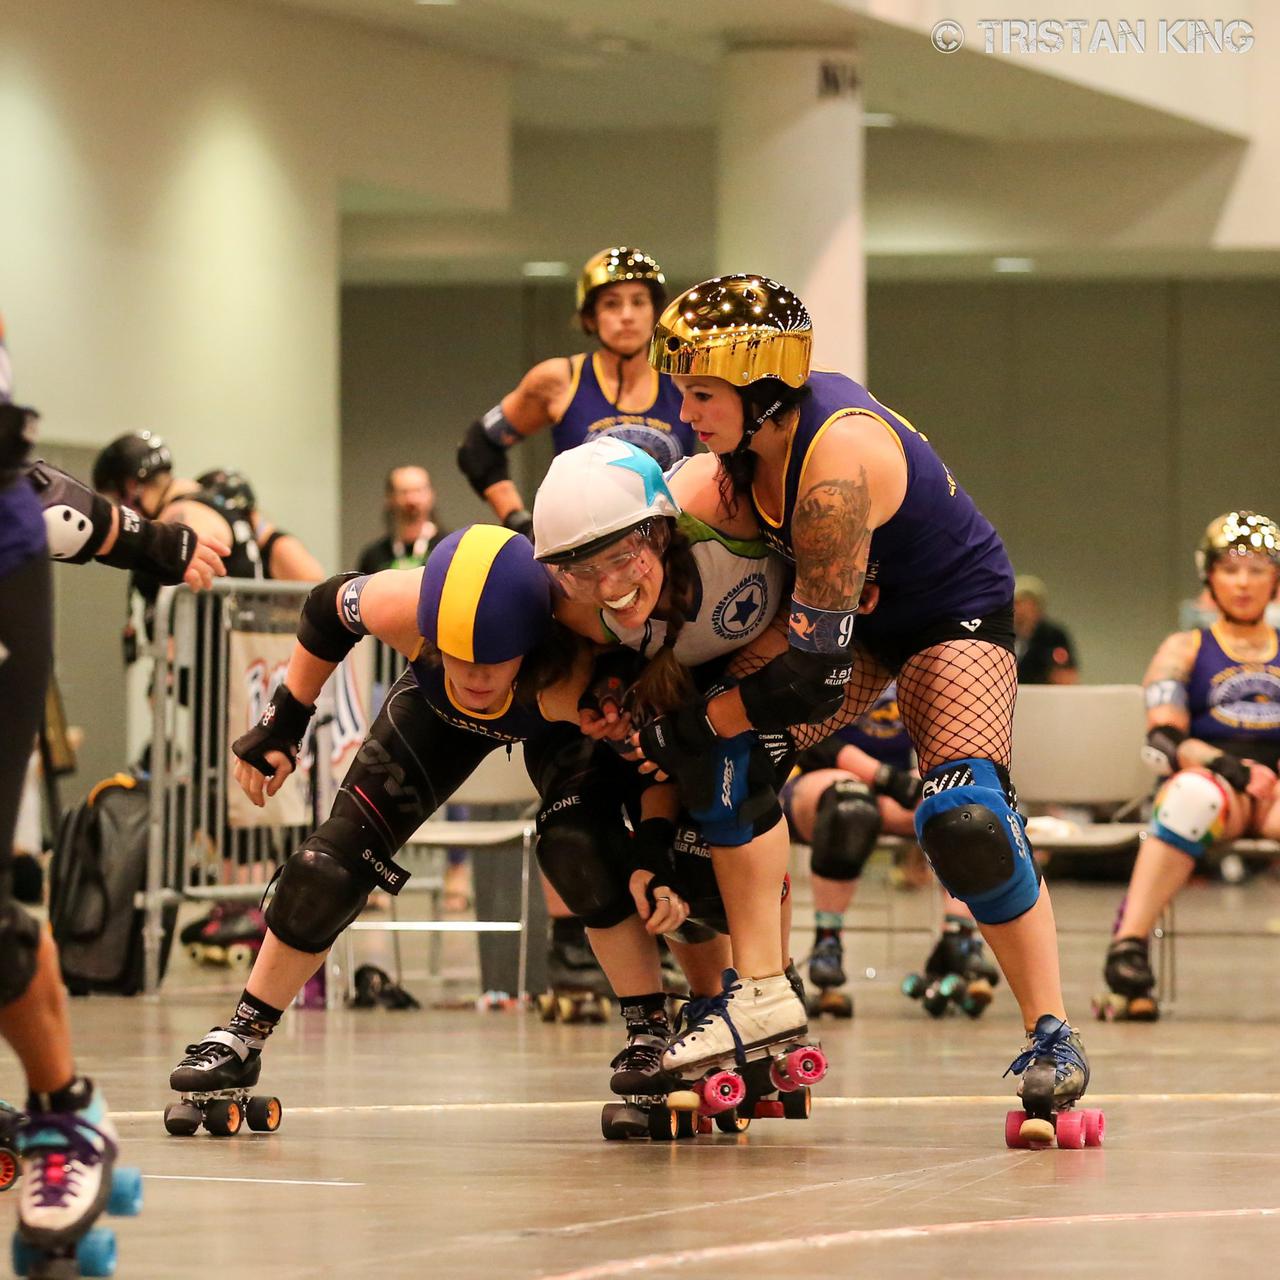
[791,469,872,611]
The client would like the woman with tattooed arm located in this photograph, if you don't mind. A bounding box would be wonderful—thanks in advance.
[636,276,1094,1143]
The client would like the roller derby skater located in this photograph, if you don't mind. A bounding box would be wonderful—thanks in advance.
[166,1012,282,1138]
[181,904,267,968]
[643,273,1096,1145]
[903,912,1000,1019]
[1098,512,1280,1018]
[1,318,228,1272]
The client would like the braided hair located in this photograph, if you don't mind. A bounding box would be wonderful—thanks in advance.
[625,520,700,719]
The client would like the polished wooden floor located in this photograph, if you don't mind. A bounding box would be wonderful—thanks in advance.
[4,870,1279,1279]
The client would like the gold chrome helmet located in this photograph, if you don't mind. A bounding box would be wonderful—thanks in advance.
[1196,511,1280,580]
[650,275,813,390]
[576,247,666,322]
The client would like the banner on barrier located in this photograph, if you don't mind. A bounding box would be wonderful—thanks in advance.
[225,632,371,829]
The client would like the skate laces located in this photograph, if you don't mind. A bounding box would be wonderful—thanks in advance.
[610,1033,665,1072]
[1003,1019,1086,1082]
[667,972,743,1048]
[181,1027,252,1066]
[19,1113,114,1208]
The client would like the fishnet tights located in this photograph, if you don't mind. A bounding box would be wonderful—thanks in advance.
[896,641,1017,774]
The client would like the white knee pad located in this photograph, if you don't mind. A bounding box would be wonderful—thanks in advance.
[1151,769,1228,858]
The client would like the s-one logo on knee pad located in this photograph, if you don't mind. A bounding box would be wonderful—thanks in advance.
[921,765,974,798]
[361,847,406,891]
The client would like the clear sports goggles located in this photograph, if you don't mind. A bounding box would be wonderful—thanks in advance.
[551,520,669,600]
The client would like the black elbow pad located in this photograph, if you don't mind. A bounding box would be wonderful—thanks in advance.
[457,419,511,497]
[297,572,363,662]
[738,648,851,731]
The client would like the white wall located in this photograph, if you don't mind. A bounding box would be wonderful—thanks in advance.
[0,0,510,567]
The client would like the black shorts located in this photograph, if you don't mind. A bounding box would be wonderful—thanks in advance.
[858,603,1015,675]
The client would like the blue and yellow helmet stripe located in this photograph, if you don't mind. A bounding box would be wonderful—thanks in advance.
[419,525,552,664]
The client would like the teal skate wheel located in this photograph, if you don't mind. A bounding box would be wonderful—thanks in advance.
[78,1226,118,1277]
[108,1167,143,1217]
[901,974,924,999]
[937,973,965,1000]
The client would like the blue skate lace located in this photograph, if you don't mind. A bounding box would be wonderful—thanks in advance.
[19,1112,114,1209]
[667,975,749,1065]
[1003,1021,1087,1083]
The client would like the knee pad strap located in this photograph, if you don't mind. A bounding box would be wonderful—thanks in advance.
[0,901,42,1008]
[810,779,881,882]
[915,758,1041,925]
[1151,769,1229,859]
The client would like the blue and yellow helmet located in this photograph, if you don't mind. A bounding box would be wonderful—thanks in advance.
[419,525,552,664]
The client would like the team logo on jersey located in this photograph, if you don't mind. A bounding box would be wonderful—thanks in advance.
[712,573,769,640]
[591,419,684,469]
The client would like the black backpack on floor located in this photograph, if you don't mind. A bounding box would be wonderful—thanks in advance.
[48,773,176,995]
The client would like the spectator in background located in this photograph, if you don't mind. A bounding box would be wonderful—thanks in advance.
[1014,575,1079,685]
[356,465,445,574]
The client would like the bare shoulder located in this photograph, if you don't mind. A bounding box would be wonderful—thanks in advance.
[162,497,230,542]
[806,413,907,525]
[668,454,758,537]
[1143,630,1199,684]
[504,355,578,432]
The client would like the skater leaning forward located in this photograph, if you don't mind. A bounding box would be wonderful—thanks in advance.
[1099,511,1280,1021]
[636,274,1096,1143]
[168,525,703,1123]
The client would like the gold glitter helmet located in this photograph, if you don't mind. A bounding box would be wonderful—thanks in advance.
[576,247,666,323]
[649,275,813,390]
[1195,511,1280,581]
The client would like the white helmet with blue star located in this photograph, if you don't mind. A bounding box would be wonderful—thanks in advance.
[533,437,681,564]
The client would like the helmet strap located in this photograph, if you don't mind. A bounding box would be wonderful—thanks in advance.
[731,395,784,459]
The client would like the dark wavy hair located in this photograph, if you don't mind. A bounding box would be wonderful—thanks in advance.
[714,378,813,514]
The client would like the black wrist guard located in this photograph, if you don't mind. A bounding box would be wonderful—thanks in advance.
[503,508,534,542]
[99,507,197,583]
[637,703,719,809]
[297,572,363,662]
[874,762,923,809]
[631,817,677,877]
[738,647,851,731]
[232,684,315,776]
[1142,725,1187,776]
[1208,753,1251,793]
[579,648,640,716]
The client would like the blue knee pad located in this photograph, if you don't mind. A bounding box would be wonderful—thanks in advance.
[688,732,782,847]
[914,758,1041,925]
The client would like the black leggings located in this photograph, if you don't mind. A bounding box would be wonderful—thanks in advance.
[0,554,52,896]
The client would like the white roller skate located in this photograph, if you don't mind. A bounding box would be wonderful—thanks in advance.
[15,1082,143,1277]
[661,969,828,1118]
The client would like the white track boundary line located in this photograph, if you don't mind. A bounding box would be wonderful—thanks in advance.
[113,1091,1280,1122]
[144,1174,361,1187]
[540,1206,1280,1279]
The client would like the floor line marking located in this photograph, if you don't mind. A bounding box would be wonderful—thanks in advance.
[114,1091,1280,1123]
[539,1206,1280,1279]
[143,1174,362,1187]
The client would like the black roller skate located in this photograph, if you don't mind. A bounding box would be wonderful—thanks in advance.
[536,919,612,1025]
[1093,936,1159,1022]
[164,1028,282,1138]
[806,933,853,1020]
[902,914,999,1019]
[13,1082,143,1278]
[1003,1015,1104,1150]
[181,905,266,969]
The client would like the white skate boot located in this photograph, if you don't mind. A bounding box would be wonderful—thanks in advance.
[662,968,808,1077]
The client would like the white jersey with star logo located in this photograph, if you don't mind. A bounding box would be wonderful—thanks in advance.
[601,512,783,666]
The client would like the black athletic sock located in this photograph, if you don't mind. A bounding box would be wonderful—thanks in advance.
[228,990,284,1044]
[619,992,669,1036]
[28,1075,93,1115]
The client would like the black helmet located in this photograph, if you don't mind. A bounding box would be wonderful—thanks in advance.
[196,467,257,520]
[92,430,172,496]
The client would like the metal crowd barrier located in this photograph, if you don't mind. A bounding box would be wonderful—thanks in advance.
[142,579,351,994]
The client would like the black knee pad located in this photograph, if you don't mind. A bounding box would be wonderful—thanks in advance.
[264,824,374,954]
[535,813,634,930]
[810,779,881,882]
[0,900,43,1007]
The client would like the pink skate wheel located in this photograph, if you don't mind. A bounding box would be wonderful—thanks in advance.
[1055,1111,1085,1149]
[769,1060,798,1094]
[700,1070,747,1115]
[1005,1109,1029,1149]
[1082,1109,1105,1148]
[785,1045,828,1087]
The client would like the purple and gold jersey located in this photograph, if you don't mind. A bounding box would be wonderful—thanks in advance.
[552,352,694,469]
[1186,624,1280,767]
[409,658,549,745]
[835,684,913,771]
[0,480,46,578]
[751,371,1013,634]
